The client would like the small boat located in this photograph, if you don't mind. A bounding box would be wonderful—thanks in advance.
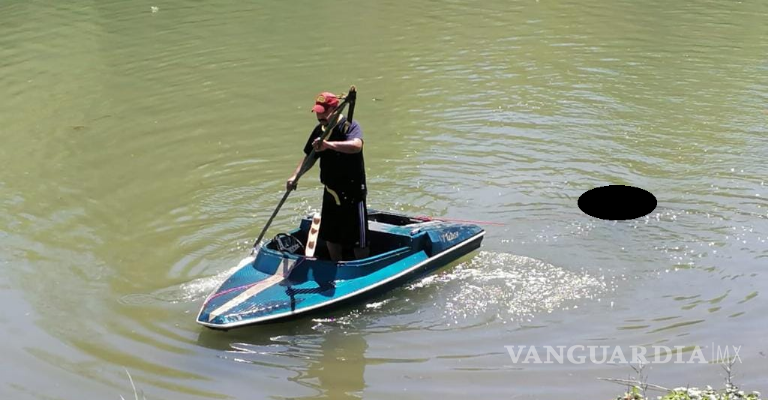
[196,210,485,330]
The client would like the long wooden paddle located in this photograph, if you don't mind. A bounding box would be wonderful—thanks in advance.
[250,86,356,254]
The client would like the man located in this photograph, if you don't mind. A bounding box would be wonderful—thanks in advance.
[287,92,369,261]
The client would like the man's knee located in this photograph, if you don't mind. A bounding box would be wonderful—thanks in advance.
[326,241,343,262]
[354,246,369,260]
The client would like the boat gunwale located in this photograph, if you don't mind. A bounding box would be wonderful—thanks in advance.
[256,237,414,268]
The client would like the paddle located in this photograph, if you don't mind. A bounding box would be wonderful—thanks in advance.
[250,86,356,254]
[345,85,357,131]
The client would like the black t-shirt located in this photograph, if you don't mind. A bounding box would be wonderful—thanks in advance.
[303,118,367,197]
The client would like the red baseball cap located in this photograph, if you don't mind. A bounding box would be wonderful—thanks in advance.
[311,92,339,113]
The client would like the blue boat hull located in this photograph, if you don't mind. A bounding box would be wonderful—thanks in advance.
[197,210,485,330]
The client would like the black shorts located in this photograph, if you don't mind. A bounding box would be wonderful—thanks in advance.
[319,186,368,248]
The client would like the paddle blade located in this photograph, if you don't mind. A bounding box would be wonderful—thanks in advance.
[304,212,322,258]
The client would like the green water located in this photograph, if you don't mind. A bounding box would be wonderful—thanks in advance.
[1,0,767,398]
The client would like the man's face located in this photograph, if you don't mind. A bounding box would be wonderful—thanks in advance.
[316,106,335,126]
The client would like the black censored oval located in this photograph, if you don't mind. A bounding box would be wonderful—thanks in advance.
[578,185,657,220]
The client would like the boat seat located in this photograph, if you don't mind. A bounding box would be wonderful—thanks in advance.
[367,229,412,256]
[285,217,414,259]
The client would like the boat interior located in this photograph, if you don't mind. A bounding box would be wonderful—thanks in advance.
[264,211,423,261]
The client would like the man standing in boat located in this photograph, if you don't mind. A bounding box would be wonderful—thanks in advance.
[287,92,369,262]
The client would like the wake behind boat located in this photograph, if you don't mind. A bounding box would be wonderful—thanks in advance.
[197,210,484,330]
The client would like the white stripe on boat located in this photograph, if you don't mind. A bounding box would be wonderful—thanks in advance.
[206,257,297,322]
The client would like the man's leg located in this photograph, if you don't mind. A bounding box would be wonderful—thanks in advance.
[354,246,369,259]
[327,241,343,262]
[320,187,343,261]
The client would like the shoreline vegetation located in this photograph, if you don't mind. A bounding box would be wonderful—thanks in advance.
[120,369,146,400]
[616,385,761,400]
[609,362,761,400]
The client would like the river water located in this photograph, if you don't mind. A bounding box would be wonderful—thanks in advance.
[1,0,767,398]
